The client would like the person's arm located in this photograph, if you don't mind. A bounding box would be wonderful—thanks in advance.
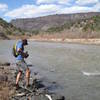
[17,48,27,57]
[17,43,29,58]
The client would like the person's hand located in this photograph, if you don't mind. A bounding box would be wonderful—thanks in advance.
[24,51,29,58]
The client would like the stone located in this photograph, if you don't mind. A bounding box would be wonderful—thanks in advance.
[0,75,8,82]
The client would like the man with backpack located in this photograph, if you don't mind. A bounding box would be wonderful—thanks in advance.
[13,39,30,88]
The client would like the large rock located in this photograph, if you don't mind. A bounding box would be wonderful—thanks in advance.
[0,62,10,66]
[0,75,8,82]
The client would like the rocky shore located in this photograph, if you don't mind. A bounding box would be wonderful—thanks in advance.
[0,62,65,100]
[0,63,15,100]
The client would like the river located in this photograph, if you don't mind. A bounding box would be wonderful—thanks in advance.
[0,40,100,100]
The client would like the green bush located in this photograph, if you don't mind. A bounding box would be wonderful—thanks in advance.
[82,16,100,32]
[32,30,39,35]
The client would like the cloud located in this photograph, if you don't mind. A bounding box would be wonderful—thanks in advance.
[91,3,100,11]
[5,4,61,18]
[38,4,61,13]
[37,0,57,4]
[58,0,72,5]
[0,3,8,11]
[4,1,100,19]
[59,6,93,14]
[36,0,73,5]
[5,5,36,18]
[76,0,99,6]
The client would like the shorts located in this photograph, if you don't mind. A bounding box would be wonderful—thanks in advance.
[16,60,28,74]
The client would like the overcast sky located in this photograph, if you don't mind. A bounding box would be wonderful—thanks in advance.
[0,0,100,22]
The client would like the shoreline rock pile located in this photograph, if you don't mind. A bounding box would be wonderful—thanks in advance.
[0,62,65,100]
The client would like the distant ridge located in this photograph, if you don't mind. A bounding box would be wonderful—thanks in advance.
[11,12,100,32]
[0,12,99,39]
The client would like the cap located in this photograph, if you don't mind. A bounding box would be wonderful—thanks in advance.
[22,39,28,45]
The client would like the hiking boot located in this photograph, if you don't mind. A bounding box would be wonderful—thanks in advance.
[25,84,31,89]
[15,84,20,90]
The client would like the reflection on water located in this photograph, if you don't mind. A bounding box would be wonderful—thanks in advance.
[0,40,100,100]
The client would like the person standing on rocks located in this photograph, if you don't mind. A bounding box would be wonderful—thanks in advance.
[13,39,30,88]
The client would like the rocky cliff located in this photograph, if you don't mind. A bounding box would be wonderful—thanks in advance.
[11,12,100,32]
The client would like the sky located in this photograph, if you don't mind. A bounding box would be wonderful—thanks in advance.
[0,0,100,22]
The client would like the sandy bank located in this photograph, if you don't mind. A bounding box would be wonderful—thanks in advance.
[1,34,100,44]
[29,38,100,44]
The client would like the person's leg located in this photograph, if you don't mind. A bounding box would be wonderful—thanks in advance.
[25,67,30,87]
[16,71,22,85]
[21,60,30,87]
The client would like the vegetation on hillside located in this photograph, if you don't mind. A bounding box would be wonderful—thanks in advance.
[27,16,100,37]
[1,13,100,39]
[82,16,100,32]
[0,18,24,39]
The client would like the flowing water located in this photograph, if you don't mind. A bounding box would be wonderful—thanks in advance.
[0,40,100,100]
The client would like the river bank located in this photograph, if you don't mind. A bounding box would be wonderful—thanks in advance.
[6,35,100,44]
[0,63,15,100]
[29,38,100,44]
[0,34,100,45]
[0,62,65,100]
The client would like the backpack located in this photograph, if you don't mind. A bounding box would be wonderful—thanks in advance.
[12,43,18,57]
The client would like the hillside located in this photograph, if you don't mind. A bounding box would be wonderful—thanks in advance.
[11,12,100,36]
[0,12,99,39]
[0,18,23,39]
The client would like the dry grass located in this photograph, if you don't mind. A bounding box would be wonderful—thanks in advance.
[0,82,10,100]
[0,66,15,100]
